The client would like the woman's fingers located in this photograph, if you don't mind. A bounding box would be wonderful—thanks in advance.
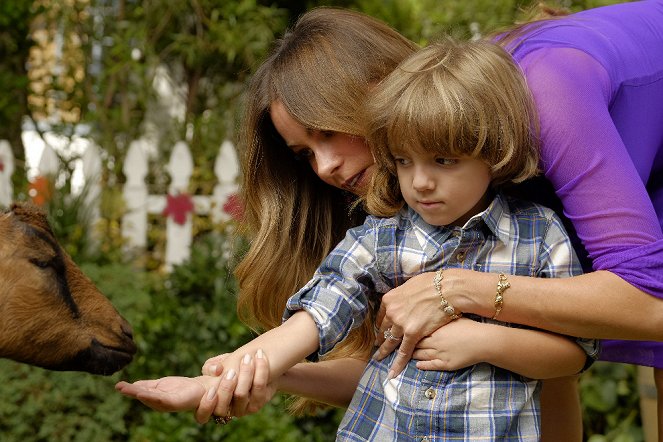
[232,353,256,416]
[373,324,403,360]
[202,354,229,376]
[195,377,223,424]
[247,349,272,413]
[375,318,394,347]
[213,368,238,417]
[385,336,416,379]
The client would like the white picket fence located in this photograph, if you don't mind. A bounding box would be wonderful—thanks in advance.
[0,138,239,270]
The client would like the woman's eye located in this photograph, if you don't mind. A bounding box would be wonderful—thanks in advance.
[320,130,335,139]
[294,149,314,162]
[394,157,410,166]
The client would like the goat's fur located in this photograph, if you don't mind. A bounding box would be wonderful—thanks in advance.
[0,203,136,375]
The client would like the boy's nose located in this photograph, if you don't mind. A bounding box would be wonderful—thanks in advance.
[412,168,435,191]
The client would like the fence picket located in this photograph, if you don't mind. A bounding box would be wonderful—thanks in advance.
[38,144,59,176]
[82,142,102,231]
[122,139,150,250]
[164,141,194,270]
[212,139,239,223]
[0,140,15,207]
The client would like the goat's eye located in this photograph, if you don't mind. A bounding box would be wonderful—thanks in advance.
[29,258,52,269]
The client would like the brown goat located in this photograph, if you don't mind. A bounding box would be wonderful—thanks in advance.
[0,203,136,375]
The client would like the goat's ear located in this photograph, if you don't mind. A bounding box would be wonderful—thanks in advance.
[9,202,54,234]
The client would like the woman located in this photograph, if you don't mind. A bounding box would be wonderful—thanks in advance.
[119,3,663,439]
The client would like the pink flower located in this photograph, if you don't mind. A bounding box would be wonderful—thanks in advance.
[222,193,244,221]
[163,193,194,225]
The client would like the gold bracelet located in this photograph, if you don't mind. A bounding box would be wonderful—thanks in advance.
[492,273,510,320]
[433,269,461,320]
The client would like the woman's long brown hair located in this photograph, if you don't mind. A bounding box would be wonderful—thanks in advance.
[234,7,417,414]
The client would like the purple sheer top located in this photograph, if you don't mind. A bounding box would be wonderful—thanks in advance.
[510,0,663,366]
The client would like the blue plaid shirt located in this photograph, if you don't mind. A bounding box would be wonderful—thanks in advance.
[285,193,598,441]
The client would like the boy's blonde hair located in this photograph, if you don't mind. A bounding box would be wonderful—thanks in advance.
[364,38,540,217]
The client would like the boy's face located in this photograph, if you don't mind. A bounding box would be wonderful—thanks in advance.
[394,150,492,227]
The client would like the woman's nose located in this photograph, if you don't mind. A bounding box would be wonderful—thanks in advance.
[314,148,343,181]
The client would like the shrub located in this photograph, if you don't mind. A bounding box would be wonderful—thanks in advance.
[581,362,644,442]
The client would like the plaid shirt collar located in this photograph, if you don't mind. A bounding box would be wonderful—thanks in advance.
[403,191,512,260]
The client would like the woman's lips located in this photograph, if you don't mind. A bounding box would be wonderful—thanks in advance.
[344,169,366,191]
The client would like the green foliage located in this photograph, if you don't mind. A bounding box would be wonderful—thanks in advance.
[30,0,288,194]
[581,362,645,442]
[0,362,129,442]
[349,0,528,43]
[0,0,43,189]
[43,184,98,261]
[30,176,120,264]
[316,0,632,44]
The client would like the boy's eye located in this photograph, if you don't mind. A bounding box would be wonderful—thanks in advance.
[320,130,335,138]
[436,157,458,166]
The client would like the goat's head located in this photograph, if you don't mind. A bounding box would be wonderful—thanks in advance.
[0,203,136,375]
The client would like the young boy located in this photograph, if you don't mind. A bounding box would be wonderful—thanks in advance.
[117,39,597,440]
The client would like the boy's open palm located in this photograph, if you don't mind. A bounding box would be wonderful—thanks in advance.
[115,376,219,412]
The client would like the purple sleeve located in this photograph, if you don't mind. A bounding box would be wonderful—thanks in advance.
[520,47,663,297]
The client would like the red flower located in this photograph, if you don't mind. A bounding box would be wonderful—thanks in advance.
[222,193,244,221]
[28,176,52,206]
[163,193,194,225]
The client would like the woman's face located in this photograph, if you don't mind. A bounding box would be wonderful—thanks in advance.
[270,101,374,196]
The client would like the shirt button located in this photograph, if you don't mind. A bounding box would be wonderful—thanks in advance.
[456,250,466,263]
[424,387,436,399]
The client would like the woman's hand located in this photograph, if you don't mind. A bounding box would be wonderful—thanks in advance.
[412,318,487,371]
[202,353,229,376]
[374,271,454,378]
[196,350,279,423]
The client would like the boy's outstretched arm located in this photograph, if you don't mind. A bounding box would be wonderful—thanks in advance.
[116,311,320,418]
